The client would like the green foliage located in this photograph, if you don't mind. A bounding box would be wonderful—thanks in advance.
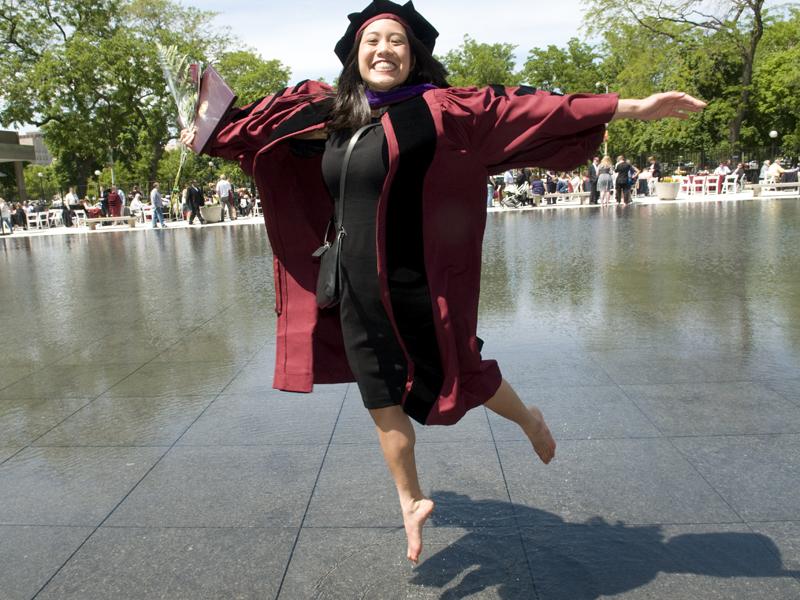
[23,164,62,203]
[215,50,291,106]
[521,38,603,93]
[2,0,797,189]
[0,0,228,195]
[439,35,521,87]
[750,8,800,154]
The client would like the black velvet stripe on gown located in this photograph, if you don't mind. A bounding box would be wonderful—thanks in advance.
[320,122,442,417]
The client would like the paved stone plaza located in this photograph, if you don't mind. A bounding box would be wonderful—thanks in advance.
[1,198,800,599]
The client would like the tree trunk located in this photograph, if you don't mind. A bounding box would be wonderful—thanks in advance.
[728,0,764,149]
[148,139,164,188]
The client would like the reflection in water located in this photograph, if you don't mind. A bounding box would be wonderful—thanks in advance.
[480,200,800,357]
[0,225,275,365]
[1,200,798,367]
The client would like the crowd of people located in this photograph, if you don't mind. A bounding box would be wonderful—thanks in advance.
[489,153,798,209]
[490,154,658,208]
[0,174,258,235]
[3,154,795,236]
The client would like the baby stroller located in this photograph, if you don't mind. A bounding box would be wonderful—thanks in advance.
[501,182,532,208]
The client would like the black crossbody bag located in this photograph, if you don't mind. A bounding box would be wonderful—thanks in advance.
[313,123,380,309]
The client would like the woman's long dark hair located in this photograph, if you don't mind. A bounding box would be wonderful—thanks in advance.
[329,29,449,131]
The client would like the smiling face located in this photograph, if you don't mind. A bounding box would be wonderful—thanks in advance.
[358,19,413,92]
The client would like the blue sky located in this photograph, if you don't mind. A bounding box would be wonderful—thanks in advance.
[185,0,589,82]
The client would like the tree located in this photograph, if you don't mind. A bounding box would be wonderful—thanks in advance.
[749,8,800,155]
[438,35,521,87]
[0,0,228,196]
[521,38,603,93]
[586,0,768,151]
[215,50,290,106]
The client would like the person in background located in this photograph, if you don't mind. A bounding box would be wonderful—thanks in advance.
[64,186,79,208]
[732,162,747,188]
[108,185,122,217]
[570,171,583,201]
[238,189,251,217]
[12,203,28,230]
[117,186,127,214]
[129,190,144,220]
[530,175,545,206]
[61,194,75,227]
[648,156,661,195]
[714,160,731,176]
[597,155,614,205]
[615,155,636,205]
[186,180,206,225]
[99,185,109,217]
[588,156,600,204]
[759,160,770,181]
[767,158,786,182]
[150,182,166,228]
[215,174,236,221]
[0,198,13,235]
[556,172,569,194]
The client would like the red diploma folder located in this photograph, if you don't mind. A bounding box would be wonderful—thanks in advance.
[192,65,237,154]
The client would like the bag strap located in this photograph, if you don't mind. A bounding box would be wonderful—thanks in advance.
[336,122,381,234]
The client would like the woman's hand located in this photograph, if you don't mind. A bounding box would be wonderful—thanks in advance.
[180,124,198,147]
[613,92,706,122]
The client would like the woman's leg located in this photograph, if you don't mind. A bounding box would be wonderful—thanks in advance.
[484,379,556,464]
[369,405,435,564]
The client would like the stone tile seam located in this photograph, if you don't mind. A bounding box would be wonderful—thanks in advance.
[29,337,259,600]
[742,521,800,585]
[92,298,243,397]
[616,383,750,525]
[275,384,351,600]
[596,374,800,388]
[1,328,118,389]
[764,383,800,408]
[5,519,776,529]
[484,406,542,600]
[490,431,800,447]
[0,398,96,468]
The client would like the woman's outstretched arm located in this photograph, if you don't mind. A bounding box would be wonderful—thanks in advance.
[613,91,706,121]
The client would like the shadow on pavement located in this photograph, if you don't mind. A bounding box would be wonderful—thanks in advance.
[411,491,800,600]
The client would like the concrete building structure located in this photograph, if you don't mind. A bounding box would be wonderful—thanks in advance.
[18,131,53,166]
[0,130,36,201]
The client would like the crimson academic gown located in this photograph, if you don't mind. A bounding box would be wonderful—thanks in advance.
[107,191,122,217]
[207,81,618,425]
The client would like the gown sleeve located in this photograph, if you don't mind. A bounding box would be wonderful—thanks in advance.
[435,85,618,173]
[204,80,334,175]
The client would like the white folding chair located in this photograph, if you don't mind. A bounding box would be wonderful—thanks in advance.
[690,176,706,195]
[704,176,720,195]
[31,212,49,229]
[48,209,63,227]
[141,206,153,224]
[72,209,87,227]
[721,175,738,194]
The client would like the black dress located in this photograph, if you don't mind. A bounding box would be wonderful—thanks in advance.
[320,124,442,412]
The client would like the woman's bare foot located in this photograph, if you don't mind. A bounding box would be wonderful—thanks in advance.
[524,406,556,464]
[402,498,435,564]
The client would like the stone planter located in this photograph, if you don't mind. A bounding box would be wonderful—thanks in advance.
[200,204,222,223]
[655,181,680,200]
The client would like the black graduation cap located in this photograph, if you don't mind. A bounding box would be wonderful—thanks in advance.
[334,0,439,64]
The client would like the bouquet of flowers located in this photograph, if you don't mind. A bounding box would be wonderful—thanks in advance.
[156,43,202,214]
